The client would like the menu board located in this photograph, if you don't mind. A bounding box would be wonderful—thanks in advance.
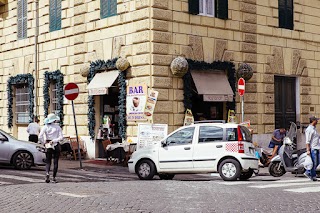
[137,123,168,150]
[126,85,147,121]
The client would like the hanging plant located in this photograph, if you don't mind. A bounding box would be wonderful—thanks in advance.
[87,58,127,140]
[7,74,35,129]
[184,60,236,115]
[43,70,64,127]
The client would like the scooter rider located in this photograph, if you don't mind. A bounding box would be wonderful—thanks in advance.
[304,115,320,181]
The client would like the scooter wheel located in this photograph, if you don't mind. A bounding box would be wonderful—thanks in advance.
[269,162,286,177]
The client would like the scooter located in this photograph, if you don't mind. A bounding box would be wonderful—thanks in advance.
[269,122,307,177]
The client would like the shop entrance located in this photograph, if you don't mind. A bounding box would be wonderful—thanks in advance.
[191,95,224,121]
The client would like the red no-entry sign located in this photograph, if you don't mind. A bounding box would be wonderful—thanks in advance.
[64,83,79,101]
[238,78,245,96]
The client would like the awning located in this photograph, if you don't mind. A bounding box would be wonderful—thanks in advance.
[191,71,234,102]
[87,70,119,95]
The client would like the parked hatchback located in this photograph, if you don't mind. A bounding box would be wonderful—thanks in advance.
[0,129,46,169]
[128,122,258,181]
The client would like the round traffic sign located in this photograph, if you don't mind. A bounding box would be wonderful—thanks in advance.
[238,78,245,96]
[64,83,79,101]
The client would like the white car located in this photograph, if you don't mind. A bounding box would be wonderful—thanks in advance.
[128,122,258,181]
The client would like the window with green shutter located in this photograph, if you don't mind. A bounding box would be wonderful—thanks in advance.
[17,0,27,39]
[279,0,293,30]
[101,0,117,19]
[189,0,228,20]
[49,0,62,32]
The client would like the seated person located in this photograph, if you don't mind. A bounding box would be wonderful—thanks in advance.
[268,127,286,160]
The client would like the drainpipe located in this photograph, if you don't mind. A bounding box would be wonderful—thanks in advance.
[34,0,39,116]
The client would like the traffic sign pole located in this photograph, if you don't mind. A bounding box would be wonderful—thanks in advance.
[64,83,82,169]
[72,100,82,169]
[238,78,246,123]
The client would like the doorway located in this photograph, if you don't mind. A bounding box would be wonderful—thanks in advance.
[191,95,224,121]
[274,76,296,129]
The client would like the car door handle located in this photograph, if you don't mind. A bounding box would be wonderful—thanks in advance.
[184,147,191,150]
[216,145,223,148]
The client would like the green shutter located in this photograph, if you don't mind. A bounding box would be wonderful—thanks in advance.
[101,0,108,19]
[22,0,27,38]
[109,0,117,17]
[50,0,61,32]
[56,0,62,30]
[216,0,228,20]
[17,0,23,39]
[189,0,199,15]
[279,0,293,30]
[49,0,56,31]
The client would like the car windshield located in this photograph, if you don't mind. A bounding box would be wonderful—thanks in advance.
[0,130,18,140]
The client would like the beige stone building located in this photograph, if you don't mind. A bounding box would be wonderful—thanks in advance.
[0,0,319,157]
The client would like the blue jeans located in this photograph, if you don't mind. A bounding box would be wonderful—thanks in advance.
[307,149,320,178]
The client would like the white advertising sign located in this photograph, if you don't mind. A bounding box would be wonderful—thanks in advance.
[126,85,147,121]
[137,123,168,150]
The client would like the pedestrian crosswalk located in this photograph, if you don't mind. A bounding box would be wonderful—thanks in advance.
[0,169,127,186]
[217,178,320,193]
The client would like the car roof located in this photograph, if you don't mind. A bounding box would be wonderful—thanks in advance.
[189,122,239,128]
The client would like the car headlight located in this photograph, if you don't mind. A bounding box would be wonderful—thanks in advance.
[36,146,46,153]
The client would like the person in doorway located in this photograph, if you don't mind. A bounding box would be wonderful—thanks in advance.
[304,115,320,181]
[268,127,286,160]
[39,113,63,183]
[27,116,41,143]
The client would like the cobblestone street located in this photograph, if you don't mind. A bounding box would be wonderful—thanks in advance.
[1,160,320,213]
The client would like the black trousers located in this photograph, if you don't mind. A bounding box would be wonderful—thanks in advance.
[29,134,38,143]
[46,144,61,178]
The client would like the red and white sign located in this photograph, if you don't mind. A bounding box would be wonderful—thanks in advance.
[238,78,245,96]
[64,83,79,101]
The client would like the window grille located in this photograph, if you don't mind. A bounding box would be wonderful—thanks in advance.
[15,85,29,124]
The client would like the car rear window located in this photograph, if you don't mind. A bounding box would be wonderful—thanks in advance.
[226,126,252,142]
[239,126,252,142]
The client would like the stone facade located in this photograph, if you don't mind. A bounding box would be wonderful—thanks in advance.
[0,0,320,145]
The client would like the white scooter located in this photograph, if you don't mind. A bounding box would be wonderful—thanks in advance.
[269,122,307,177]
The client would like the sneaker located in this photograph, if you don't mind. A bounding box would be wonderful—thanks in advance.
[312,177,318,182]
[45,174,50,183]
[304,172,312,180]
[52,177,58,183]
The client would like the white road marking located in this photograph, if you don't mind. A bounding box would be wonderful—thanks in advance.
[284,186,320,193]
[55,192,90,198]
[249,182,316,189]
[218,181,260,185]
[0,175,41,183]
[0,181,13,185]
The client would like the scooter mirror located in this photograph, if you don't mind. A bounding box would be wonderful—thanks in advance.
[296,121,301,129]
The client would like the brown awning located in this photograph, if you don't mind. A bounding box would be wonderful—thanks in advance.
[191,71,234,102]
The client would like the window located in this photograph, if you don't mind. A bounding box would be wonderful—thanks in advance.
[189,0,228,19]
[166,127,195,145]
[50,82,59,114]
[15,85,30,124]
[17,0,27,39]
[279,0,293,30]
[199,126,223,142]
[226,128,238,141]
[100,0,117,19]
[49,0,62,32]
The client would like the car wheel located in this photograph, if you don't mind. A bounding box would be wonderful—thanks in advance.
[136,159,156,180]
[268,162,286,177]
[13,151,33,170]
[218,159,241,181]
[239,169,254,181]
[159,174,175,180]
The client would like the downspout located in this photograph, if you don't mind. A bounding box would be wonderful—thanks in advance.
[34,0,39,116]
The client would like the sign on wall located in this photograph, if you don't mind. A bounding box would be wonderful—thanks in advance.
[126,84,147,121]
[144,89,159,122]
[137,123,168,150]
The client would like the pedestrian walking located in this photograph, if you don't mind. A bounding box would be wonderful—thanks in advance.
[39,113,63,183]
[27,116,41,143]
[304,115,320,181]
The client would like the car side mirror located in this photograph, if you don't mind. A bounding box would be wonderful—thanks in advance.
[161,140,167,147]
[0,137,7,141]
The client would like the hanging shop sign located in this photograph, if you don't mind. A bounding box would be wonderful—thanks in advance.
[137,123,168,150]
[184,109,194,126]
[144,90,159,122]
[126,84,147,121]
